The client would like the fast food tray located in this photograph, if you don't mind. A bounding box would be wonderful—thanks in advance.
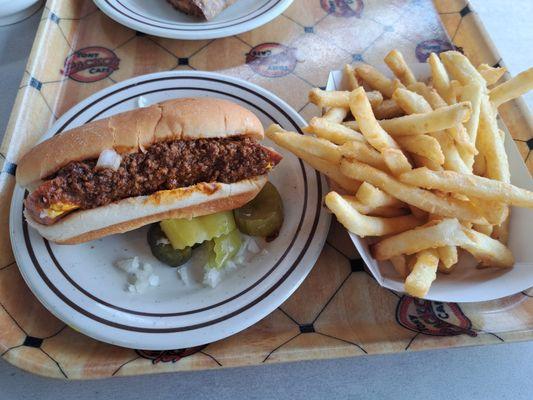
[0,0,531,379]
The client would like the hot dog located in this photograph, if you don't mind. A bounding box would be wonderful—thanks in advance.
[17,97,282,244]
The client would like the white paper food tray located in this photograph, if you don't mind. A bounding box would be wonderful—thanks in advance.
[326,70,533,302]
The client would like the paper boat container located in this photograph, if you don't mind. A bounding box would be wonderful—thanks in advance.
[326,70,533,302]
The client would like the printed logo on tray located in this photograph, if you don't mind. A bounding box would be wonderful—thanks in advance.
[415,39,455,62]
[246,43,298,78]
[396,297,477,336]
[320,0,364,18]
[136,345,207,364]
[61,46,120,83]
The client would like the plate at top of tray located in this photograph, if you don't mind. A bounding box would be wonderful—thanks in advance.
[9,70,330,350]
[93,0,294,40]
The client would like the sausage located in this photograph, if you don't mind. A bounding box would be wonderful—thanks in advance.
[25,137,281,225]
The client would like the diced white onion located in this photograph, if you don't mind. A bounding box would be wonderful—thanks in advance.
[115,257,159,294]
[115,257,139,273]
[203,267,222,288]
[247,239,261,254]
[132,278,150,294]
[156,237,170,246]
[177,267,192,286]
[139,263,153,275]
[96,149,122,171]
[225,260,237,271]
[149,274,160,287]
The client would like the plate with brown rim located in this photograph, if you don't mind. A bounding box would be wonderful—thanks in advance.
[93,0,294,40]
[9,71,330,349]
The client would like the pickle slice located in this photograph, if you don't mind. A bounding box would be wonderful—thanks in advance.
[147,224,192,267]
[207,229,242,269]
[234,182,284,238]
[160,211,237,250]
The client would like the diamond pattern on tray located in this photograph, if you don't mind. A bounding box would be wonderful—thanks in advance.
[0,0,531,379]
[280,244,352,324]
[314,273,414,354]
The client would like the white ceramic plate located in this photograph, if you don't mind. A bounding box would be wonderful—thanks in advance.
[10,71,330,349]
[93,0,294,40]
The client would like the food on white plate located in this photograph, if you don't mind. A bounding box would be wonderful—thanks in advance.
[266,49,533,298]
[17,97,283,244]
[160,211,237,250]
[146,181,284,287]
[147,224,193,267]
[234,181,284,239]
[115,257,160,294]
[167,0,237,20]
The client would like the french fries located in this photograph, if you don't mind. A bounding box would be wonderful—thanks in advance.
[437,245,458,270]
[402,83,477,160]
[323,107,348,123]
[410,153,443,172]
[355,64,395,98]
[470,198,508,226]
[478,64,506,86]
[349,87,400,151]
[343,196,408,218]
[439,51,485,86]
[372,219,469,260]
[378,102,472,136]
[428,53,455,104]
[340,140,388,171]
[404,249,439,297]
[408,82,448,109]
[325,192,421,237]
[399,167,533,207]
[382,148,412,175]
[458,82,483,144]
[396,135,445,165]
[478,95,511,183]
[340,159,486,223]
[384,49,417,86]
[265,129,341,163]
[473,223,493,236]
[448,124,477,158]
[343,102,472,136]
[461,227,514,268]
[373,99,405,119]
[355,182,404,208]
[430,131,471,174]
[308,117,364,144]
[309,88,383,108]
[272,48,533,298]
[490,67,533,107]
[492,214,511,245]
[391,88,472,171]
[473,153,487,176]
[392,87,432,114]
[373,218,513,267]
[266,125,360,193]
[343,64,359,90]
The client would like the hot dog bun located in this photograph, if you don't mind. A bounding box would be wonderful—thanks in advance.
[17,98,276,244]
[17,97,264,189]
